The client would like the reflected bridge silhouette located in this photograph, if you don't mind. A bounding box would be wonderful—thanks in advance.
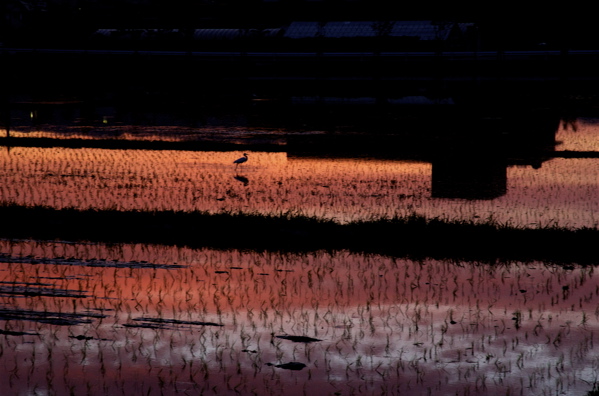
[431,156,507,200]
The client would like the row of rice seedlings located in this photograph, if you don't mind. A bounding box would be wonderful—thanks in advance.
[1,240,598,394]
[2,146,597,228]
[0,147,428,224]
[420,157,599,229]
[555,118,599,152]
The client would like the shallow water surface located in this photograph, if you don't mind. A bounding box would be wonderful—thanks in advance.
[0,144,597,228]
[3,108,599,228]
[0,240,597,395]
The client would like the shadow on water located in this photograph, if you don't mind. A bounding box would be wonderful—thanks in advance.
[431,157,508,199]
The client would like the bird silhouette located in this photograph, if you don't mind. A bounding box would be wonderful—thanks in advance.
[233,153,248,169]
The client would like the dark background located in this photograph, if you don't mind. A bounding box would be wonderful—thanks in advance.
[3,0,595,51]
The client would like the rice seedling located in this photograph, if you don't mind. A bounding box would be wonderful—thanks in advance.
[0,116,598,395]
[1,130,598,229]
[0,239,598,395]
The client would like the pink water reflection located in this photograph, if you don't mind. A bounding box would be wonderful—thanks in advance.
[0,241,597,395]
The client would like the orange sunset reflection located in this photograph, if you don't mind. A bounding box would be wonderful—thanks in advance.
[555,118,599,152]
[1,145,598,228]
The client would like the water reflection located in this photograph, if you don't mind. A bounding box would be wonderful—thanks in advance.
[0,146,597,228]
[0,240,597,395]
[234,174,250,186]
[2,89,599,227]
[1,82,599,396]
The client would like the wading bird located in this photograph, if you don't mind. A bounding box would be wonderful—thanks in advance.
[233,153,248,168]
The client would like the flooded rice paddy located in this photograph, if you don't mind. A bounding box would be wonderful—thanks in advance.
[1,240,598,396]
[1,118,599,228]
[1,107,599,395]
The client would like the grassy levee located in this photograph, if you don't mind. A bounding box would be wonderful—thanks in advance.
[1,203,597,264]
